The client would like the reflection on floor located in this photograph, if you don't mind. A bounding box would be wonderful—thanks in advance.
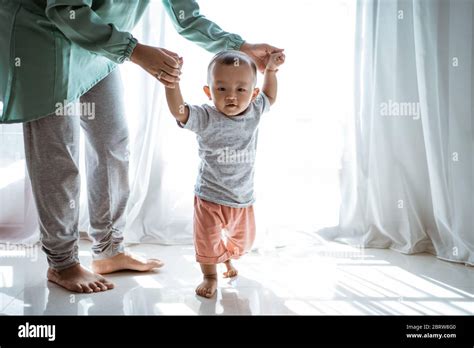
[0,232,473,315]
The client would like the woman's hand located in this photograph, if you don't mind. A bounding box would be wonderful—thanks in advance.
[130,43,183,88]
[240,43,284,73]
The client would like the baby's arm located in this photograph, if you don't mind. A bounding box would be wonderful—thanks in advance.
[262,52,285,106]
[165,82,189,124]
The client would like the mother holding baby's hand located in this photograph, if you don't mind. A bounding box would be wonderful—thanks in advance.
[0,0,282,293]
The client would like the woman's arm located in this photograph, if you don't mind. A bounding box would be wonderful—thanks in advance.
[45,0,139,63]
[162,0,244,53]
[163,0,285,73]
[46,0,182,86]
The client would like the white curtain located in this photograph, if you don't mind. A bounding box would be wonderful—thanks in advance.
[320,0,474,266]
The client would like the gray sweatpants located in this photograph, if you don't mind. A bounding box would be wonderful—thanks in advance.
[23,69,129,270]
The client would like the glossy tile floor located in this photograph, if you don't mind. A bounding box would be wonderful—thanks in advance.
[0,232,473,315]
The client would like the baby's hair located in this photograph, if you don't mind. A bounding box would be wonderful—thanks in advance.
[207,50,257,85]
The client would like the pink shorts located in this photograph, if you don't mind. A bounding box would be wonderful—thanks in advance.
[193,196,256,264]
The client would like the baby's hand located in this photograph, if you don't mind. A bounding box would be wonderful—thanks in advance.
[266,52,285,72]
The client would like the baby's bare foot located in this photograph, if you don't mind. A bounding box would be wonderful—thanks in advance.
[223,260,238,278]
[92,252,164,274]
[47,264,114,293]
[196,275,218,298]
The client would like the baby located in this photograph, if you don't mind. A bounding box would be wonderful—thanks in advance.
[165,49,285,298]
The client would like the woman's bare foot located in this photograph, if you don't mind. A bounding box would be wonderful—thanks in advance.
[223,260,238,278]
[91,252,164,274]
[47,264,114,293]
[196,275,218,298]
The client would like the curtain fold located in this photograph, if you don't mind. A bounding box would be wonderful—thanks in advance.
[320,0,474,266]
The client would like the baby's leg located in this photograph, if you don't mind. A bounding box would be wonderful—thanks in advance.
[221,205,256,278]
[196,263,218,298]
[223,260,238,278]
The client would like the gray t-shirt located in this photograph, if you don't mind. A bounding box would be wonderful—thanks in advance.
[179,92,270,207]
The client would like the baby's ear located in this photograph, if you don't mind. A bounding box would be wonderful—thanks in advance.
[251,87,260,101]
[203,86,212,100]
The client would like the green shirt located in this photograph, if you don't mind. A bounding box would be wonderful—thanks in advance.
[0,0,244,123]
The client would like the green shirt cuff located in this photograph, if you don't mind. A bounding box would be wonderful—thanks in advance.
[227,37,245,51]
[120,36,138,63]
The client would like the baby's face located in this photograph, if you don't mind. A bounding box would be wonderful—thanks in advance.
[204,63,259,116]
